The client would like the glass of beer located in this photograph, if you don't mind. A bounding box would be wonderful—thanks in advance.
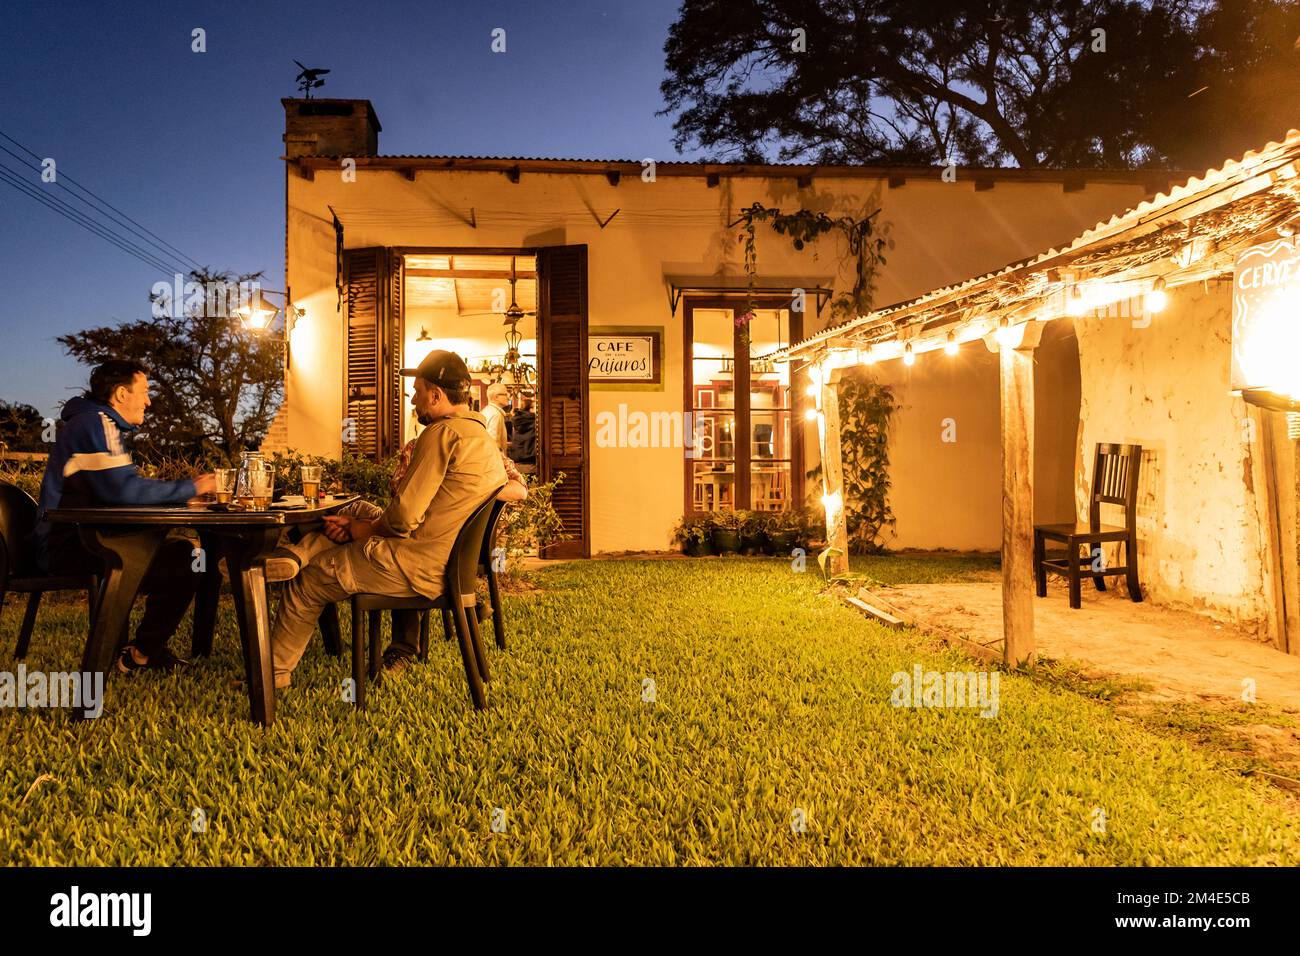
[214,468,236,504]
[250,463,274,510]
[300,464,322,506]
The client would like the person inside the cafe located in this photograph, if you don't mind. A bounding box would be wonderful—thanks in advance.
[482,381,511,453]
[33,359,216,672]
[268,350,516,686]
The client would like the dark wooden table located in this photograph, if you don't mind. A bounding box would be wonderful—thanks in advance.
[46,497,357,726]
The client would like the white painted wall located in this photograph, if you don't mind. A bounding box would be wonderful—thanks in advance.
[1074,280,1273,627]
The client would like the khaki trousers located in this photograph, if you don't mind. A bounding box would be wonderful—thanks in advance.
[271,524,419,688]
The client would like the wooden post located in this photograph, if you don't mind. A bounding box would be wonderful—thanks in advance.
[819,367,850,576]
[992,324,1042,667]
[1255,408,1300,654]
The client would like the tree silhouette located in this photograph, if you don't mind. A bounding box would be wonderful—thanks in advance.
[58,269,283,463]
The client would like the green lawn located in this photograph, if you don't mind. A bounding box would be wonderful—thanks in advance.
[1,556,1297,865]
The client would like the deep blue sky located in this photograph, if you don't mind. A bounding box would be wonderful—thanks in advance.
[0,0,693,417]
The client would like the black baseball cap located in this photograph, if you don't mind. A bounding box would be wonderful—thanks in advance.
[400,349,472,387]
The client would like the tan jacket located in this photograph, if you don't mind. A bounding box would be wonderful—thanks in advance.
[370,409,507,598]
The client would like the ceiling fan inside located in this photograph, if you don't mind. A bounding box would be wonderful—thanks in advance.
[460,256,538,322]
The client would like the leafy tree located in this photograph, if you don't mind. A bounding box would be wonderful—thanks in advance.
[660,0,1300,169]
[58,269,283,462]
[0,400,46,453]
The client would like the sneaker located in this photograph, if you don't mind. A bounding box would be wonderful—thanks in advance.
[381,647,415,677]
[264,549,302,583]
[117,646,190,673]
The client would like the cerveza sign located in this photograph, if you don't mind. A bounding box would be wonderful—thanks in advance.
[1232,239,1300,411]
[588,330,662,385]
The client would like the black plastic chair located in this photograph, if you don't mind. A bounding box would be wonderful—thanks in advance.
[432,497,509,649]
[479,498,508,650]
[0,481,99,659]
[348,486,504,711]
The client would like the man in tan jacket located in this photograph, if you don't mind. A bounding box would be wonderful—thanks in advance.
[269,350,507,689]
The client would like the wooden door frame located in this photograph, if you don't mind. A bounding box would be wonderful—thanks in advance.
[682,295,804,515]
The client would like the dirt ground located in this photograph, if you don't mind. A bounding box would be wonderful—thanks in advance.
[863,578,1300,779]
[866,579,1300,708]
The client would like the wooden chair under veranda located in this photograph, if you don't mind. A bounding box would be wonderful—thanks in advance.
[1033,443,1143,610]
[346,486,505,711]
[0,481,99,659]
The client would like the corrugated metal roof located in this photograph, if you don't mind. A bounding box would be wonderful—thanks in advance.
[295,153,1178,183]
[782,129,1300,357]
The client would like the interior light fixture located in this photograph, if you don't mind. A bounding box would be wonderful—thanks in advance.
[944,332,958,356]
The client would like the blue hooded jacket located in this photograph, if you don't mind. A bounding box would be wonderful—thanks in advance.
[35,396,196,569]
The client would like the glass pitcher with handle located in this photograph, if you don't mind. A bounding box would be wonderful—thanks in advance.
[234,451,267,508]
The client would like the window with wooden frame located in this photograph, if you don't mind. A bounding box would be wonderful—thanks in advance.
[683,297,803,514]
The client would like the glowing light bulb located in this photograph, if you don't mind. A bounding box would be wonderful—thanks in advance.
[994,319,1018,348]
[805,384,819,398]
[863,346,876,365]
[804,408,818,421]
[1147,277,1168,313]
[903,343,916,366]
[944,333,958,356]
[1067,284,1087,317]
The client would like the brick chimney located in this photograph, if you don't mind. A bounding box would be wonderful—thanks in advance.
[282,98,381,158]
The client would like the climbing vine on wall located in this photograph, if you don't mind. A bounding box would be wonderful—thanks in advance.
[732,202,887,339]
[809,367,897,554]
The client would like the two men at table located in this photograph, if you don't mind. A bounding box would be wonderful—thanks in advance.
[268,350,511,688]
[34,360,215,672]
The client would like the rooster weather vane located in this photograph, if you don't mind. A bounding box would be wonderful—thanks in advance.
[294,60,330,98]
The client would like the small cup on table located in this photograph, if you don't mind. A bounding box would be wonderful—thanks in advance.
[214,468,236,504]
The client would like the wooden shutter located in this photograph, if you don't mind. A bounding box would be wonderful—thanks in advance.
[538,245,589,558]
[343,247,401,460]
[384,250,404,456]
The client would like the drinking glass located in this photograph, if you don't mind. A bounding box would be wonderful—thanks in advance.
[214,468,236,504]
[300,465,322,506]
[250,462,274,510]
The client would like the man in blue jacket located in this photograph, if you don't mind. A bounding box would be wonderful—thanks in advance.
[35,360,215,672]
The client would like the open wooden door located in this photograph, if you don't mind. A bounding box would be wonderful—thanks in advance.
[537,244,590,558]
[342,246,402,460]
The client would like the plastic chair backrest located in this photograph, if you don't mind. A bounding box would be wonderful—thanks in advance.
[478,498,507,569]
[0,481,39,589]
[445,486,505,604]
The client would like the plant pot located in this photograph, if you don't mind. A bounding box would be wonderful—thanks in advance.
[683,537,713,557]
[740,532,764,555]
[711,528,741,554]
[767,530,798,555]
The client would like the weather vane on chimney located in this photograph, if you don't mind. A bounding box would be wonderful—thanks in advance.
[293,60,330,98]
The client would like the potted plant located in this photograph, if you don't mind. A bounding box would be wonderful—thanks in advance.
[766,511,801,556]
[710,510,743,554]
[672,512,716,557]
[739,510,767,555]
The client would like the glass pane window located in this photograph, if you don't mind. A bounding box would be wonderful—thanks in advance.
[687,301,797,513]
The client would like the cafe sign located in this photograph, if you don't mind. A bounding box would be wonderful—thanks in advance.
[588,327,662,386]
[1232,238,1300,410]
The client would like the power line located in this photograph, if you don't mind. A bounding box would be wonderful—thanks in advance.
[0,162,183,275]
[0,165,184,276]
[0,129,205,272]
